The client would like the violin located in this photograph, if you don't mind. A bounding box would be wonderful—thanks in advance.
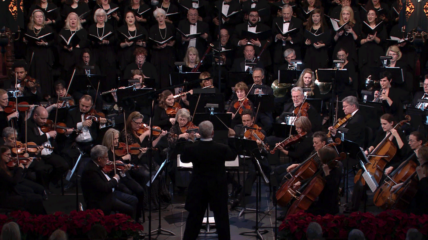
[270,132,307,154]
[327,114,352,138]
[115,142,143,156]
[11,141,53,155]
[233,98,252,115]
[84,108,106,122]
[57,94,75,108]
[166,102,182,118]
[293,102,310,117]
[243,124,269,151]
[136,123,164,137]
[354,115,411,186]
[102,160,136,173]
[22,76,40,89]
[4,101,31,113]
[180,122,199,134]
[41,119,79,134]
[6,156,32,167]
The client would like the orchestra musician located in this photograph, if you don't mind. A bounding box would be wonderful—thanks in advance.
[295,68,321,98]
[385,45,413,93]
[335,48,358,94]
[413,75,428,110]
[226,82,254,128]
[231,45,264,72]
[182,47,202,72]
[122,47,158,82]
[181,120,237,240]
[0,89,20,134]
[75,48,102,76]
[154,90,179,130]
[80,145,138,218]
[0,146,47,214]
[373,71,407,120]
[7,61,43,101]
[409,146,428,215]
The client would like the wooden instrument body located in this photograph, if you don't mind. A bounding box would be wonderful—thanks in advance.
[327,114,352,138]
[286,175,325,216]
[276,158,318,207]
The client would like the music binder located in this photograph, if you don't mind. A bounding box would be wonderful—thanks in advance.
[88,31,112,41]
[136,7,151,16]
[106,7,119,15]
[329,18,348,31]
[304,30,324,43]
[119,31,144,41]
[24,32,53,42]
[362,21,383,35]
[46,7,57,13]
[166,12,179,16]
[176,28,201,38]
[149,36,174,45]
[79,10,91,19]
[275,23,298,36]
[59,33,80,46]
[242,30,272,41]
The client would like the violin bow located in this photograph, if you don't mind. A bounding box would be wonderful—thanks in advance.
[62,68,76,108]
[11,121,19,165]
[214,115,230,130]
[53,94,60,133]
[232,84,255,119]
[192,94,201,121]
[123,112,130,155]
[24,111,29,156]
[94,81,101,110]
[112,133,117,175]
[288,97,307,137]
[14,72,19,116]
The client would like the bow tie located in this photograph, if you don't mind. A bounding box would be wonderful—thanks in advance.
[223,2,230,5]
[252,0,258,2]
[248,22,257,27]
[283,20,290,23]
[190,23,196,26]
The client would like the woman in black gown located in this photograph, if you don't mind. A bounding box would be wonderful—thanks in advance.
[94,0,121,31]
[295,68,321,98]
[88,9,117,92]
[303,9,331,71]
[124,0,152,27]
[332,6,361,67]
[153,90,180,130]
[28,0,61,30]
[0,90,19,134]
[61,0,91,29]
[58,12,88,80]
[335,48,358,95]
[385,45,413,93]
[25,9,55,97]
[149,8,176,89]
[297,0,322,26]
[358,8,387,91]
[156,0,180,27]
[117,11,148,72]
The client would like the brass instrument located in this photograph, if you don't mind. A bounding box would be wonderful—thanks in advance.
[314,69,332,95]
[365,75,380,90]
[373,89,385,103]
[416,93,428,110]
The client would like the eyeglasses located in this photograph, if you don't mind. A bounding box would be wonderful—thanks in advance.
[133,120,143,125]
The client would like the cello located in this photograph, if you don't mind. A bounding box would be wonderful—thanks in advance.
[354,116,411,186]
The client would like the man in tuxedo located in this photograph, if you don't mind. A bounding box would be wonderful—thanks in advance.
[231,45,264,72]
[27,106,69,190]
[177,8,211,60]
[272,5,303,70]
[413,76,428,109]
[248,68,273,133]
[178,0,212,23]
[242,0,271,24]
[181,121,237,240]
[232,10,271,67]
[81,145,137,218]
[213,0,243,33]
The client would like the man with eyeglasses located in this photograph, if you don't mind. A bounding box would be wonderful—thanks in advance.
[413,76,428,110]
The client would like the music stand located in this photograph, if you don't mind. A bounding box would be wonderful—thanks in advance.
[340,140,364,204]
[278,70,301,84]
[170,72,201,89]
[306,98,323,115]
[272,123,294,138]
[406,107,428,128]
[189,90,224,115]
[358,101,384,130]
[369,67,404,87]
[248,94,275,113]
[361,90,375,102]
[227,72,253,87]
[116,88,153,111]
[72,74,107,93]
[65,145,85,211]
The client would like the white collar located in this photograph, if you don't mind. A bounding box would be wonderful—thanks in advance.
[200,138,213,141]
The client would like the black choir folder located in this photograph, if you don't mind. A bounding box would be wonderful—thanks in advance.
[242,30,272,41]
[149,36,174,45]
[106,7,119,16]
[88,31,113,41]
[59,33,80,46]
[325,15,349,32]
[176,28,201,39]
[275,23,298,36]
[119,32,145,41]
[24,32,54,43]
[79,10,91,19]
[304,30,324,43]
[362,21,383,35]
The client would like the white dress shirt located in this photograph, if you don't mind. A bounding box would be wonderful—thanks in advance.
[189,22,197,48]
[37,128,54,156]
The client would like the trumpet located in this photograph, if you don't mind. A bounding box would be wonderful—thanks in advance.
[416,93,428,110]
[373,89,385,103]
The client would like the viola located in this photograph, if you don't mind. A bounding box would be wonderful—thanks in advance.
[115,142,142,156]
[4,101,31,113]
[270,132,307,154]
[354,115,411,186]
[180,122,199,134]
[22,76,40,89]
[41,119,79,134]
[243,124,269,151]
[293,102,310,117]
[136,124,164,137]
[166,102,182,118]
[102,160,138,173]
[84,108,106,122]
[11,141,53,155]
[327,114,352,138]
[57,94,75,108]
[7,156,32,167]
[233,98,252,115]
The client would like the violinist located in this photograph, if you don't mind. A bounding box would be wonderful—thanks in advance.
[229,109,271,209]
[227,82,254,128]
[27,106,69,191]
[80,145,137,219]
[328,96,365,147]
[0,146,47,214]
[345,113,410,213]
[7,61,42,101]
[66,95,107,154]
[102,129,145,222]
[0,89,19,134]
[154,90,179,130]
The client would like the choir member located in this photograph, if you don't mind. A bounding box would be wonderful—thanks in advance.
[122,47,158,83]
[178,0,211,22]
[297,0,322,26]
[213,0,243,33]
[61,0,91,28]
[28,0,61,29]
[231,45,264,72]
[156,0,180,26]
[362,0,391,24]
[149,8,176,89]
[124,0,152,26]
[211,28,234,69]
[25,9,55,97]
[94,0,121,30]
[328,0,361,23]
[242,0,271,24]
[303,9,331,70]
[89,9,117,91]
[117,11,148,72]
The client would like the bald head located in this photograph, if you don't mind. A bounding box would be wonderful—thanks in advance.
[33,106,49,126]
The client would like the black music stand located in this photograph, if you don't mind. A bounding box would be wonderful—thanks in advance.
[227,72,253,87]
[272,123,294,138]
[248,94,275,113]
[306,98,323,115]
[72,74,107,93]
[341,140,364,205]
[65,145,85,211]
[358,101,384,130]
[406,107,428,131]
[369,67,404,87]
[189,89,224,115]
[278,69,302,84]
[361,90,375,102]
[170,72,201,89]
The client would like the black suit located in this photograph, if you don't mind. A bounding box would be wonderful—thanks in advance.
[213,0,243,33]
[177,20,211,60]
[231,57,264,72]
[277,102,321,132]
[181,140,237,240]
[66,107,99,141]
[241,0,271,23]
[334,110,366,147]
[412,91,426,107]
[271,17,303,65]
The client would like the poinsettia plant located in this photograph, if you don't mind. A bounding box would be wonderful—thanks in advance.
[0,210,143,239]
[278,210,428,240]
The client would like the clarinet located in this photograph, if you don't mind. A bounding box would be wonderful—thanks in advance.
[256,40,271,61]
[191,43,214,72]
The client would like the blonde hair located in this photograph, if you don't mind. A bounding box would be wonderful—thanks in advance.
[102,128,119,149]
[386,45,402,61]
[93,8,108,23]
[199,72,212,87]
[28,9,45,30]
[296,68,315,88]
[64,12,83,30]
[184,47,200,67]
[339,6,356,26]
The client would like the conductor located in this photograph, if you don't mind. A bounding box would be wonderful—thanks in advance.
[181,120,237,240]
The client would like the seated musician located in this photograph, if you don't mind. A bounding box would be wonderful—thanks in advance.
[413,75,428,110]
[373,71,408,119]
[409,146,428,215]
[49,80,74,123]
[153,90,180,130]
[65,95,107,154]
[345,113,410,213]
[385,45,413,93]
[120,112,169,209]
[227,82,254,128]
[228,109,271,209]
[7,60,43,101]
[0,89,19,134]
[328,96,365,147]
[277,49,305,73]
[182,47,204,72]
[248,68,273,133]
[27,106,69,191]
[334,48,358,94]
[123,47,158,82]
[0,146,47,214]
[231,45,264,72]
[295,68,321,99]
[75,48,101,76]
[102,129,145,222]
[80,145,138,219]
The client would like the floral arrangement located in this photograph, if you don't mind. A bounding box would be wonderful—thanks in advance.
[278,210,428,240]
[0,209,143,239]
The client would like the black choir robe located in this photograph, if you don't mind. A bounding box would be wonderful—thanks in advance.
[271,16,304,65]
[117,25,148,71]
[176,19,211,60]
[61,3,91,28]
[303,26,332,71]
[58,28,88,74]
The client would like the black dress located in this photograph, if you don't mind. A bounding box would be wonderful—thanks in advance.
[303,26,331,71]
[93,3,121,31]
[153,105,173,130]
[159,3,180,27]
[61,3,91,29]
[88,23,117,91]
[332,23,361,66]
[149,22,176,89]
[25,25,55,97]
[117,25,148,71]
[28,3,61,30]
[58,28,88,77]
[124,4,152,27]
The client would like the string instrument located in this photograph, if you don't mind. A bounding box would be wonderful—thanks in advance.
[7,156,32,167]
[21,76,40,89]
[180,121,199,142]
[166,102,182,118]
[233,98,252,115]
[136,123,166,137]
[270,132,307,154]
[192,43,213,72]
[293,102,310,118]
[372,142,428,210]
[102,160,139,173]
[243,124,269,152]
[286,152,346,216]
[257,40,271,61]
[57,94,75,108]
[41,119,80,134]
[84,108,106,122]
[115,142,144,156]
[354,115,411,186]
[327,114,352,138]
[4,101,31,113]
[11,141,53,155]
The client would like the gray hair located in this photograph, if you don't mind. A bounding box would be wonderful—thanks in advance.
[93,9,107,23]
[2,127,17,138]
[175,108,191,122]
[291,87,304,95]
[153,8,166,18]
[282,4,293,13]
[49,229,68,240]
[198,121,213,139]
[342,96,359,109]
[348,229,365,240]
[253,68,265,77]
[306,222,323,239]
[284,48,295,58]
[1,222,21,240]
[90,145,108,160]
[406,229,423,240]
